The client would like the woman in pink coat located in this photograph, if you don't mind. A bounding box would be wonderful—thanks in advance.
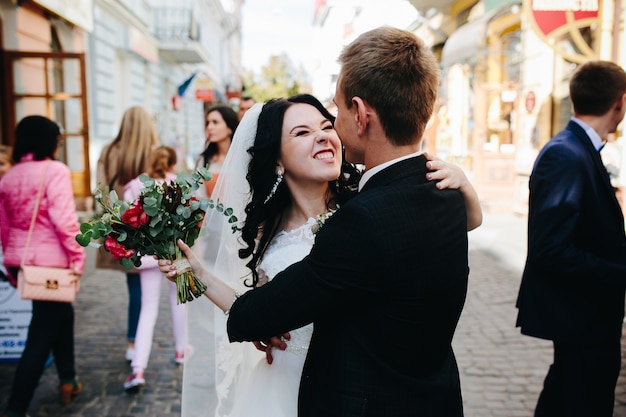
[0,115,86,417]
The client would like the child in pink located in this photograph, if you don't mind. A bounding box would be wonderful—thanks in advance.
[122,146,186,392]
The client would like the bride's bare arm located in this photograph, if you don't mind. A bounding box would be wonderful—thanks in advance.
[157,239,238,313]
[423,152,483,231]
[158,240,290,364]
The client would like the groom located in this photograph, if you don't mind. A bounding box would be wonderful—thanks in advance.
[227,27,469,417]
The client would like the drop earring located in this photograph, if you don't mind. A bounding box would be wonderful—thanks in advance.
[264,168,284,204]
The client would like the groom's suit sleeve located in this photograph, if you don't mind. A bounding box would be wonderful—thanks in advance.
[226,198,384,342]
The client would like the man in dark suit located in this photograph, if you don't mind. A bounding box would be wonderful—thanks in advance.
[226,27,470,416]
[516,60,626,417]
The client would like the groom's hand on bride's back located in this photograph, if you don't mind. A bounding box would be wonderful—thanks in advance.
[253,333,290,364]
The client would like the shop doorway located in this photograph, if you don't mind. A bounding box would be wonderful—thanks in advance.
[2,51,90,198]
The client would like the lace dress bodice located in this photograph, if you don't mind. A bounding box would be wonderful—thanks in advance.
[257,217,317,355]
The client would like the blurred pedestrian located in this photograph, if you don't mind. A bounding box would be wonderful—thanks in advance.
[123,145,186,392]
[96,106,158,361]
[196,105,238,197]
[516,60,626,417]
[0,116,86,417]
[238,95,256,121]
[0,145,13,282]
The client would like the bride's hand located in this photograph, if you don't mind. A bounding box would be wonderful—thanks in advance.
[253,333,290,364]
[157,239,204,279]
[424,151,469,190]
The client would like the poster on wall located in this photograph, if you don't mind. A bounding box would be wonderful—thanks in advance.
[0,282,31,362]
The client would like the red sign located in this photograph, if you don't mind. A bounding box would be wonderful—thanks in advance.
[527,0,601,63]
[195,89,215,102]
[530,0,599,37]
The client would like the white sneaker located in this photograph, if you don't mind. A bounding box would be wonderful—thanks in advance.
[123,373,145,392]
[125,347,135,361]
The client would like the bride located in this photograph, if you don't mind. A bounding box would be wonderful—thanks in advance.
[160,94,482,416]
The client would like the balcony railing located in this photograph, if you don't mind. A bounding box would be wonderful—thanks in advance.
[153,7,200,42]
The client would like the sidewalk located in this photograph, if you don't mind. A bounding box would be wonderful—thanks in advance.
[1,213,626,416]
[461,213,626,417]
[0,248,184,416]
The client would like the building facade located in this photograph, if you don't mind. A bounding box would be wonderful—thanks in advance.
[0,0,242,209]
[410,0,622,214]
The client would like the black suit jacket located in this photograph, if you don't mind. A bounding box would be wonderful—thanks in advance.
[516,120,626,343]
[228,155,469,417]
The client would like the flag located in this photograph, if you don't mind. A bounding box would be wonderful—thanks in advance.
[177,72,197,97]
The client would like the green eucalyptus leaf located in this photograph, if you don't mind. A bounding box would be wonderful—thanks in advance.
[75,234,91,247]
[197,166,212,180]
[80,223,92,233]
[144,205,159,216]
[167,241,176,255]
[149,215,162,227]
[120,257,134,269]
[118,230,128,242]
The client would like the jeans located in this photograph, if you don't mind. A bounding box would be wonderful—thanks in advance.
[6,298,76,413]
[126,272,141,342]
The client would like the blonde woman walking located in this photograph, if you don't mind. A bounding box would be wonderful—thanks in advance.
[96,106,158,361]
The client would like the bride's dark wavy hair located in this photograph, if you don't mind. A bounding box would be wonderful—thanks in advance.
[239,93,360,287]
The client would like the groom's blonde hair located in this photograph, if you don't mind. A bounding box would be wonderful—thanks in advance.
[337,26,439,146]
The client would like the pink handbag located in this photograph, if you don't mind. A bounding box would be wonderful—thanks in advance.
[18,265,78,302]
[17,161,78,303]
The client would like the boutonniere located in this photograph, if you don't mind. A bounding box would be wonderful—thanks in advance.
[311,207,337,235]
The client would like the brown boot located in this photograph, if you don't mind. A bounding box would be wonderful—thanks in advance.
[59,380,82,405]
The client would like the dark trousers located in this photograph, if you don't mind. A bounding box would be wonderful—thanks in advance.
[535,339,621,417]
[6,299,76,413]
[126,272,141,341]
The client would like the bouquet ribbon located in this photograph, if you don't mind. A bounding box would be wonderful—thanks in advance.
[173,258,193,274]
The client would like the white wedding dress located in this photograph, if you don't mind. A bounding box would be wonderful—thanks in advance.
[225,217,316,417]
[184,104,316,417]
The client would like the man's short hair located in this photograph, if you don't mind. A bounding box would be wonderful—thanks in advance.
[239,96,256,117]
[570,60,626,116]
[337,26,439,146]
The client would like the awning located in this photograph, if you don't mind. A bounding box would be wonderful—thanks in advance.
[441,10,497,68]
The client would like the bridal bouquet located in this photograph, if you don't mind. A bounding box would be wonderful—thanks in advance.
[75,167,238,304]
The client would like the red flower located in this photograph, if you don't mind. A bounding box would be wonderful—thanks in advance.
[104,236,135,260]
[121,202,149,228]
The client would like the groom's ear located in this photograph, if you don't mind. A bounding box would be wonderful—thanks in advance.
[352,96,369,136]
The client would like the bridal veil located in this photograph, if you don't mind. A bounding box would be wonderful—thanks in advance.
[183,103,265,417]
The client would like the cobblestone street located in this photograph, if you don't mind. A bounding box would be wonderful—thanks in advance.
[2,214,626,416]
